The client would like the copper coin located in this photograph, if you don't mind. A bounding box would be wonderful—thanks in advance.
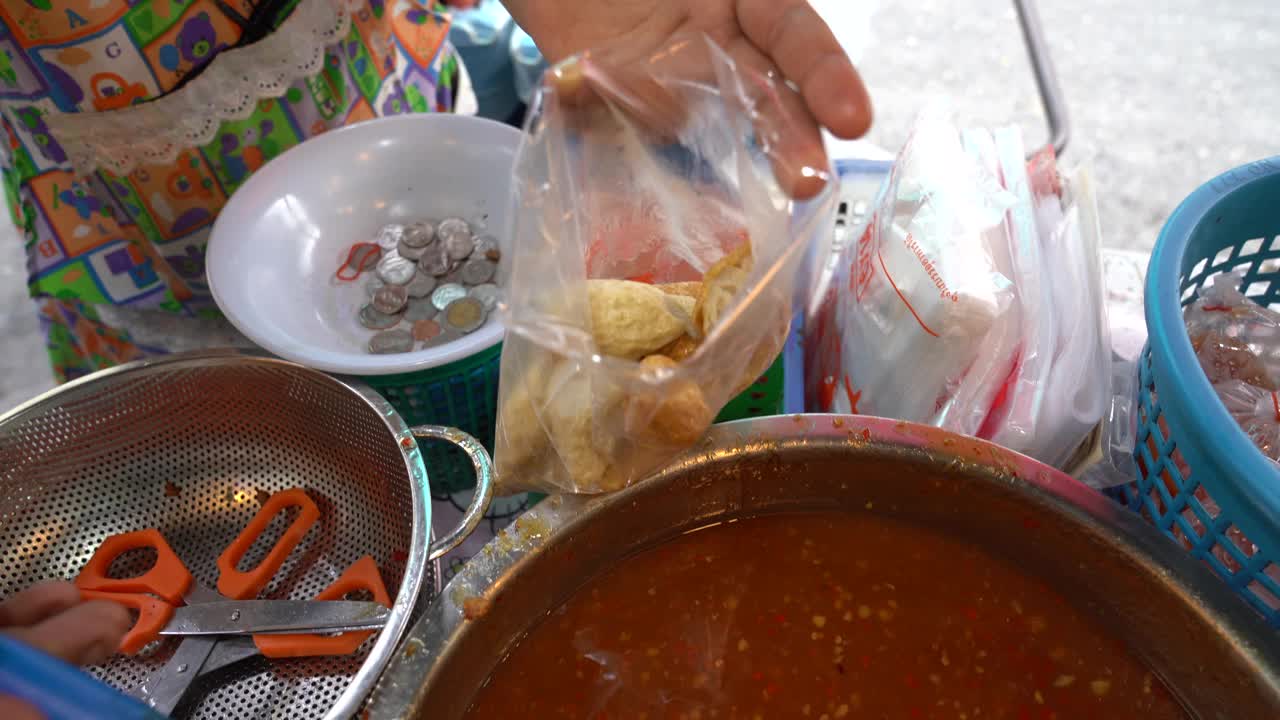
[412,319,443,342]
[368,329,414,354]
[372,284,409,315]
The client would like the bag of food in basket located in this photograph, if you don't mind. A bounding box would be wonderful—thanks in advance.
[493,35,835,494]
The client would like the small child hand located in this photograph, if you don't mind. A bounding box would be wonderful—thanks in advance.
[0,580,131,666]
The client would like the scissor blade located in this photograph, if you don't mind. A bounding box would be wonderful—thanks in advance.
[163,600,390,635]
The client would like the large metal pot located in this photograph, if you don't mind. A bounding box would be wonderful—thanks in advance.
[368,415,1280,719]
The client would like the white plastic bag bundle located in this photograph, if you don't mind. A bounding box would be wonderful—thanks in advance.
[806,105,1111,470]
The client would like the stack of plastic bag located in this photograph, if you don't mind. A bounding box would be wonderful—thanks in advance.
[805,105,1110,470]
[1184,273,1280,464]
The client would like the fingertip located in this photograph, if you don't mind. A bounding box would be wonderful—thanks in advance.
[805,54,873,139]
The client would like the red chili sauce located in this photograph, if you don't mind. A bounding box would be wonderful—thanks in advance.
[465,513,1186,719]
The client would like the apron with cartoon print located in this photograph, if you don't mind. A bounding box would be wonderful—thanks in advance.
[0,0,467,381]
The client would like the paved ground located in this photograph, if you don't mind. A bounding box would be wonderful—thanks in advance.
[1,0,1277,413]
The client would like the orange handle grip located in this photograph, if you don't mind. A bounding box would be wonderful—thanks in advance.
[79,590,174,655]
[74,529,192,604]
[216,488,320,600]
[253,556,391,658]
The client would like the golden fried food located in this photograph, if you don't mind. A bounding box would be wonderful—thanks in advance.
[656,281,703,300]
[588,279,692,359]
[694,243,754,336]
[657,334,700,362]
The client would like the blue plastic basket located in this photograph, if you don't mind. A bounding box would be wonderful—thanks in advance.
[1113,156,1280,624]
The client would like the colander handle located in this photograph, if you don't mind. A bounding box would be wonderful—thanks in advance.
[411,425,495,562]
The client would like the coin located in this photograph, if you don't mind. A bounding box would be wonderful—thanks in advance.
[398,239,428,261]
[374,223,404,250]
[404,297,437,323]
[468,283,502,312]
[365,276,386,298]
[358,303,400,330]
[442,296,487,333]
[444,233,473,261]
[459,257,496,285]
[411,319,443,342]
[372,284,409,314]
[437,217,470,241]
[376,251,417,285]
[402,220,437,249]
[369,329,414,354]
[405,272,437,299]
[431,282,468,311]
[418,245,452,277]
[473,234,499,256]
[422,326,463,349]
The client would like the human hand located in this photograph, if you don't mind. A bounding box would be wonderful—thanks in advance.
[503,0,872,198]
[1,581,130,666]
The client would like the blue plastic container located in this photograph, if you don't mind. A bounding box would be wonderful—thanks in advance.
[449,0,518,121]
[1113,156,1280,624]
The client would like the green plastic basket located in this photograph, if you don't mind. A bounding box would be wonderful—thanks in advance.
[366,341,784,494]
[361,341,502,494]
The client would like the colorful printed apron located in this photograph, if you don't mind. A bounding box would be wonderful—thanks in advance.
[0,0,463,381]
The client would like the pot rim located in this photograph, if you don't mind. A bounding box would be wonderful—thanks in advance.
[367,413,1280,718]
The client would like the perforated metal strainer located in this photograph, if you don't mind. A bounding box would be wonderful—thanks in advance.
[0,351,493,719]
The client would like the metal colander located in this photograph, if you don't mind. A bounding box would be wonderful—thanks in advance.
[0,351,493,719]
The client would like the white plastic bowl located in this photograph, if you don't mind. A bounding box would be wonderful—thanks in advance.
[208,114,522,375]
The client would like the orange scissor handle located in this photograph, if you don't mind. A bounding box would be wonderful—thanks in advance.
[79,590,174,655]
[253,555,391,658]
[74,528,193,604]
[216,488,320,600]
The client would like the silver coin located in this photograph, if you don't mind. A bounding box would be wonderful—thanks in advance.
[468,283,502,312]
[405,272,437,299]
[374,223,404,250]
[358,303,400,330]
[377,251,417,285]
[473,234,499,256]
[431,282,468,311]
[441,297,488,333]
[372,284,409,315]
[442,265,466,287]
[418,245,452,277]
[365,276,386,298]
[368,329,414,354]
[443,233,473,261]
[402,220,437,249]
[398,239,428,261]
[459,257,496,285]
[404,297,438,323]
[437,217,471,241]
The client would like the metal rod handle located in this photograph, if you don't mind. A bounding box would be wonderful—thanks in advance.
[412,425,495,562]
[1013,0,1070,155]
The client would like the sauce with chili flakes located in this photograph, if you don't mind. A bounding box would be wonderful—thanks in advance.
[464,513,1187,720]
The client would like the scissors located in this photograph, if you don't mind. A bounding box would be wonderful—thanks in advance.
[75,488,393,716]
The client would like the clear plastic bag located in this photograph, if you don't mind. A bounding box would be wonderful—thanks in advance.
[827,105,1017,431]
[494,35,835,495]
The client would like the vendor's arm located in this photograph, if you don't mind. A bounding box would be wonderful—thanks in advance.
[500,0,872,197]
